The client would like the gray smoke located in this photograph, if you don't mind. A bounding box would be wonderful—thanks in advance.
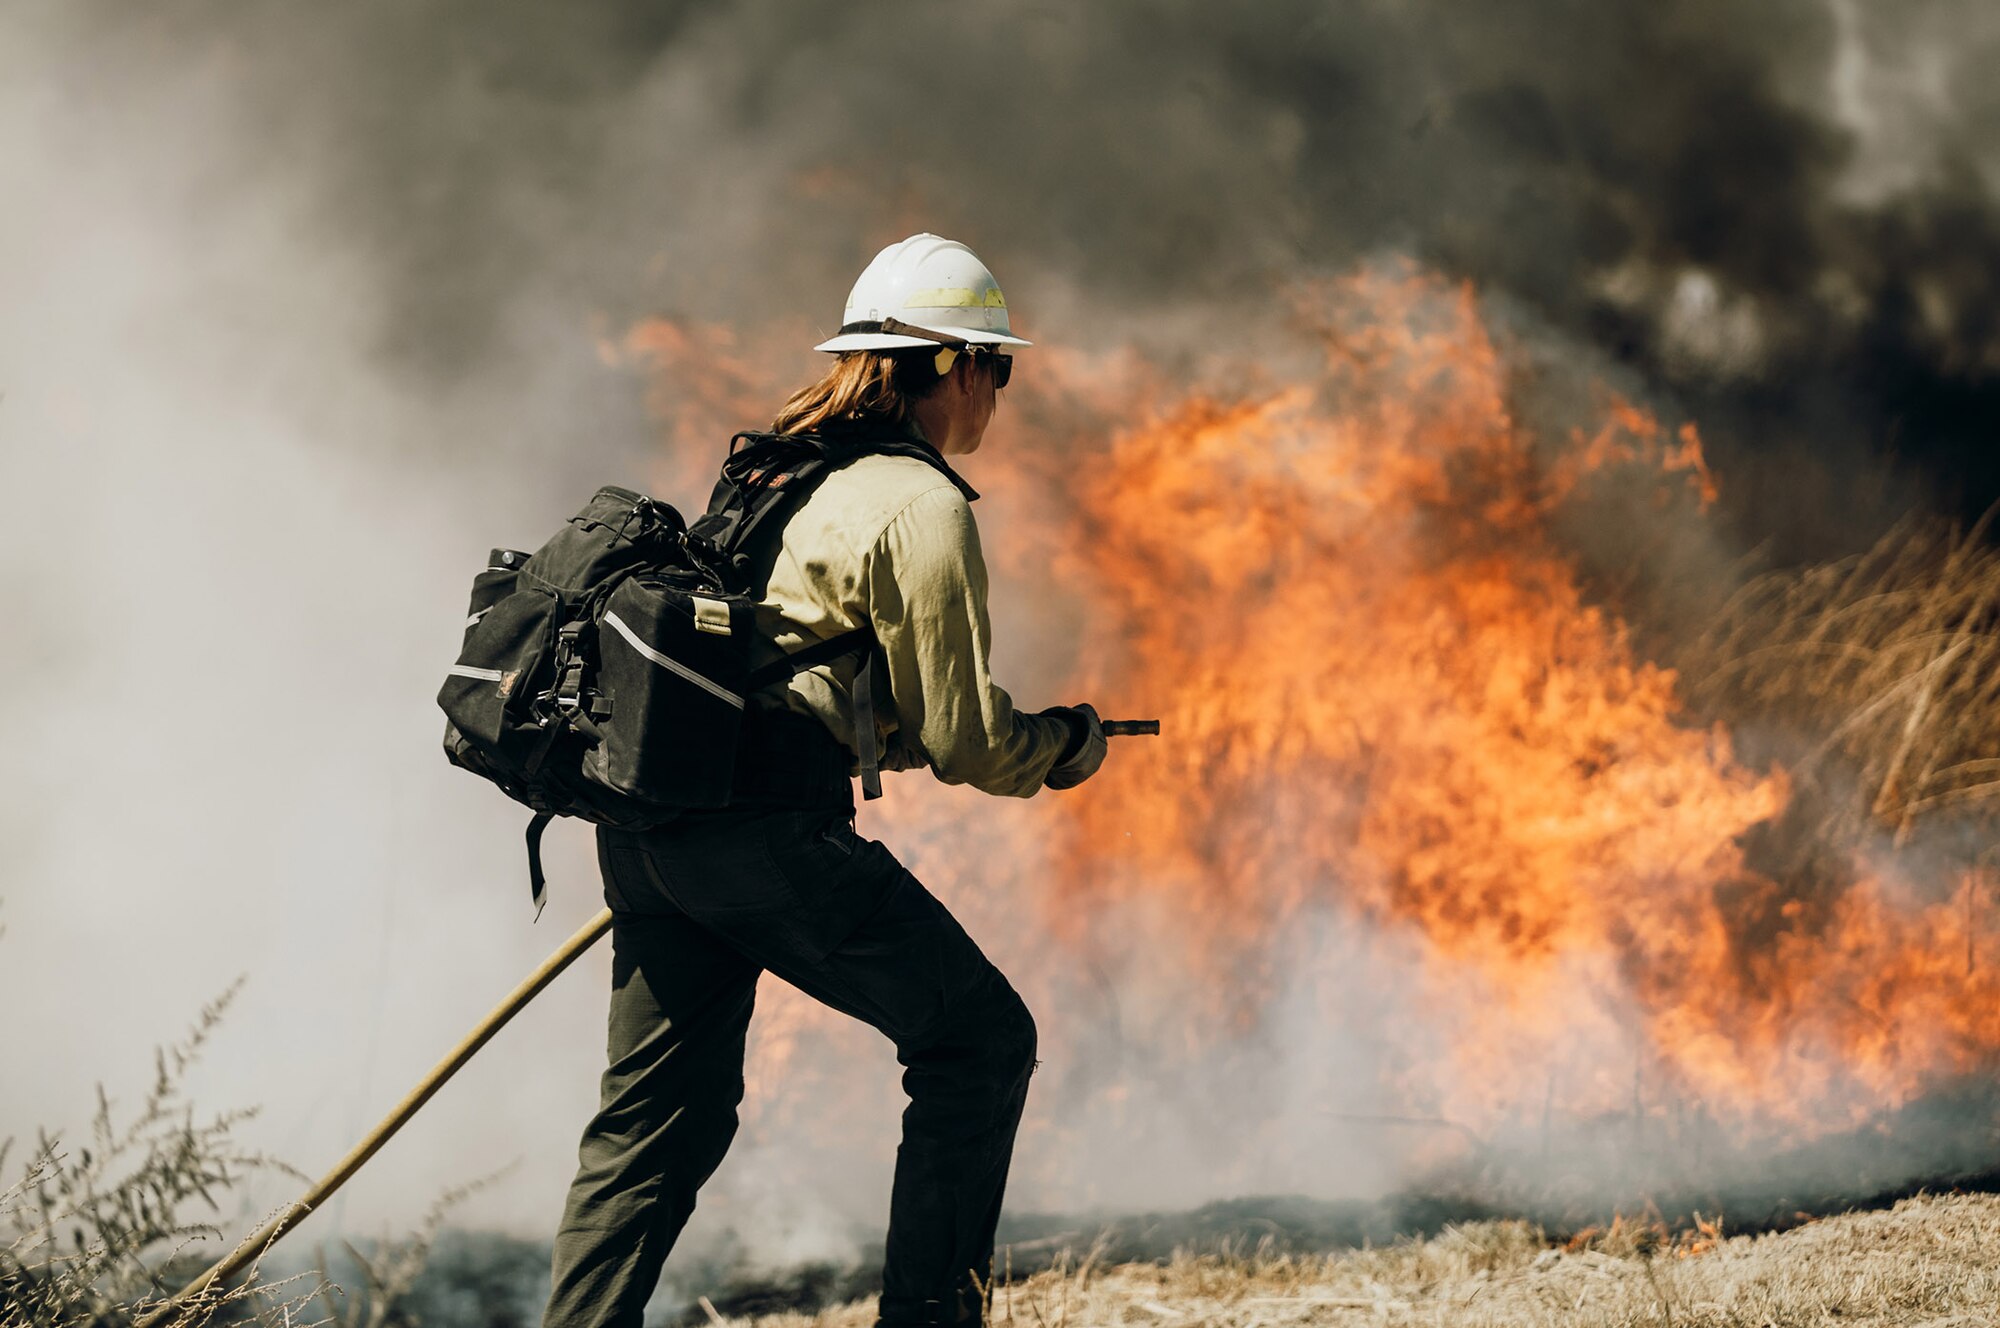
[25,2,1999,517]
[30,2,1997,531]
[5,0,1998,1268]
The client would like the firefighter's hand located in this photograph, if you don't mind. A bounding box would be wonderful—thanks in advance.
[1041,703,1108,790]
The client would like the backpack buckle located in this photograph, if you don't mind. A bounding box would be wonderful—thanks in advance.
[554,669,586,713]
[548,622,590,715]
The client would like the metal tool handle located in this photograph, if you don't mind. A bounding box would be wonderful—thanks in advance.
[1102,719,1160,737]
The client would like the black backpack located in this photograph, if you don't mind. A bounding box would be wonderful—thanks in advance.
[439,428,964,913]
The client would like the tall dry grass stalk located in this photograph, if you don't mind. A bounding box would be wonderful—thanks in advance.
[1683,511,2000,854]
[0,982,316,1328]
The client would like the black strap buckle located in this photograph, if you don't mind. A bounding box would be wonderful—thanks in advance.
[550,621,590,713]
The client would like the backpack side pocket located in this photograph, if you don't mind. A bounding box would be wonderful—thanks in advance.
[440,585,558,753]
[589,576,753,808]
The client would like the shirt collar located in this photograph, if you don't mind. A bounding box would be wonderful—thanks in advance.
[825,416,980,503]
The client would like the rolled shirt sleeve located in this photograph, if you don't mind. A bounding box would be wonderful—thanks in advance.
[862,485,1072,797]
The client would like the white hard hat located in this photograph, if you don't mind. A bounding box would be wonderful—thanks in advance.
[814,233,1032,353]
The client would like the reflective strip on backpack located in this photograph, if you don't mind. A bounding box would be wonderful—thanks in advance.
[447,664,505,683]
[603,610,745,710]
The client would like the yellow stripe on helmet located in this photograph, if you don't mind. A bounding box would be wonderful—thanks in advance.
[905,286,1007,309]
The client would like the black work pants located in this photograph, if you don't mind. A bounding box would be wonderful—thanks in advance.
[542,804,1038,1328]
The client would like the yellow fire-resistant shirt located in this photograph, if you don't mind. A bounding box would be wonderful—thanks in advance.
[741,434,1072,799]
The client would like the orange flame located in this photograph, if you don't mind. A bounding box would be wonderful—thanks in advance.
[618,261,2000,1180]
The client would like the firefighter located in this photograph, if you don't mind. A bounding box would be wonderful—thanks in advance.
[543,234,1108,1328]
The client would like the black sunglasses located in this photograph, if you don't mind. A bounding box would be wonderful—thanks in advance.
[986,353,1013,390]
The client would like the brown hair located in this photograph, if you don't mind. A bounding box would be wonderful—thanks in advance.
[770,350,941,434]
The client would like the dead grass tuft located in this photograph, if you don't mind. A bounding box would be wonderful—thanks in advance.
[724,1192,2000,1328]
[1683,512,2000,854]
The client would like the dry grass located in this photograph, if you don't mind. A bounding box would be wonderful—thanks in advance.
[721,1192,2000,1328]
[1683,513,2000,852]
[0,981,320,1328]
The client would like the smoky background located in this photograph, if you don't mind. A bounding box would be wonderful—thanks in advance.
[4,0,1999,1274]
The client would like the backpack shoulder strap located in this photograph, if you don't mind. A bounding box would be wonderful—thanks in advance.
[683,432,853,581]
[691,425,950,803]
[743,624,876,691]
[686,427,979,577]
[856,436,980,503]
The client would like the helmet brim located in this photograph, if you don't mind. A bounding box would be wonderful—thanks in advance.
[814,324,1033,353]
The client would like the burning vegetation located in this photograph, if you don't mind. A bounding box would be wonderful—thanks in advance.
[620,259,2000,1213]
[17,5,2000,1325]
[22,259,1994,1328]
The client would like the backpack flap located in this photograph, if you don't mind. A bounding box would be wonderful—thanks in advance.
[587,574,755,808]
[536,486,691,593]
[439,582,560,760]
